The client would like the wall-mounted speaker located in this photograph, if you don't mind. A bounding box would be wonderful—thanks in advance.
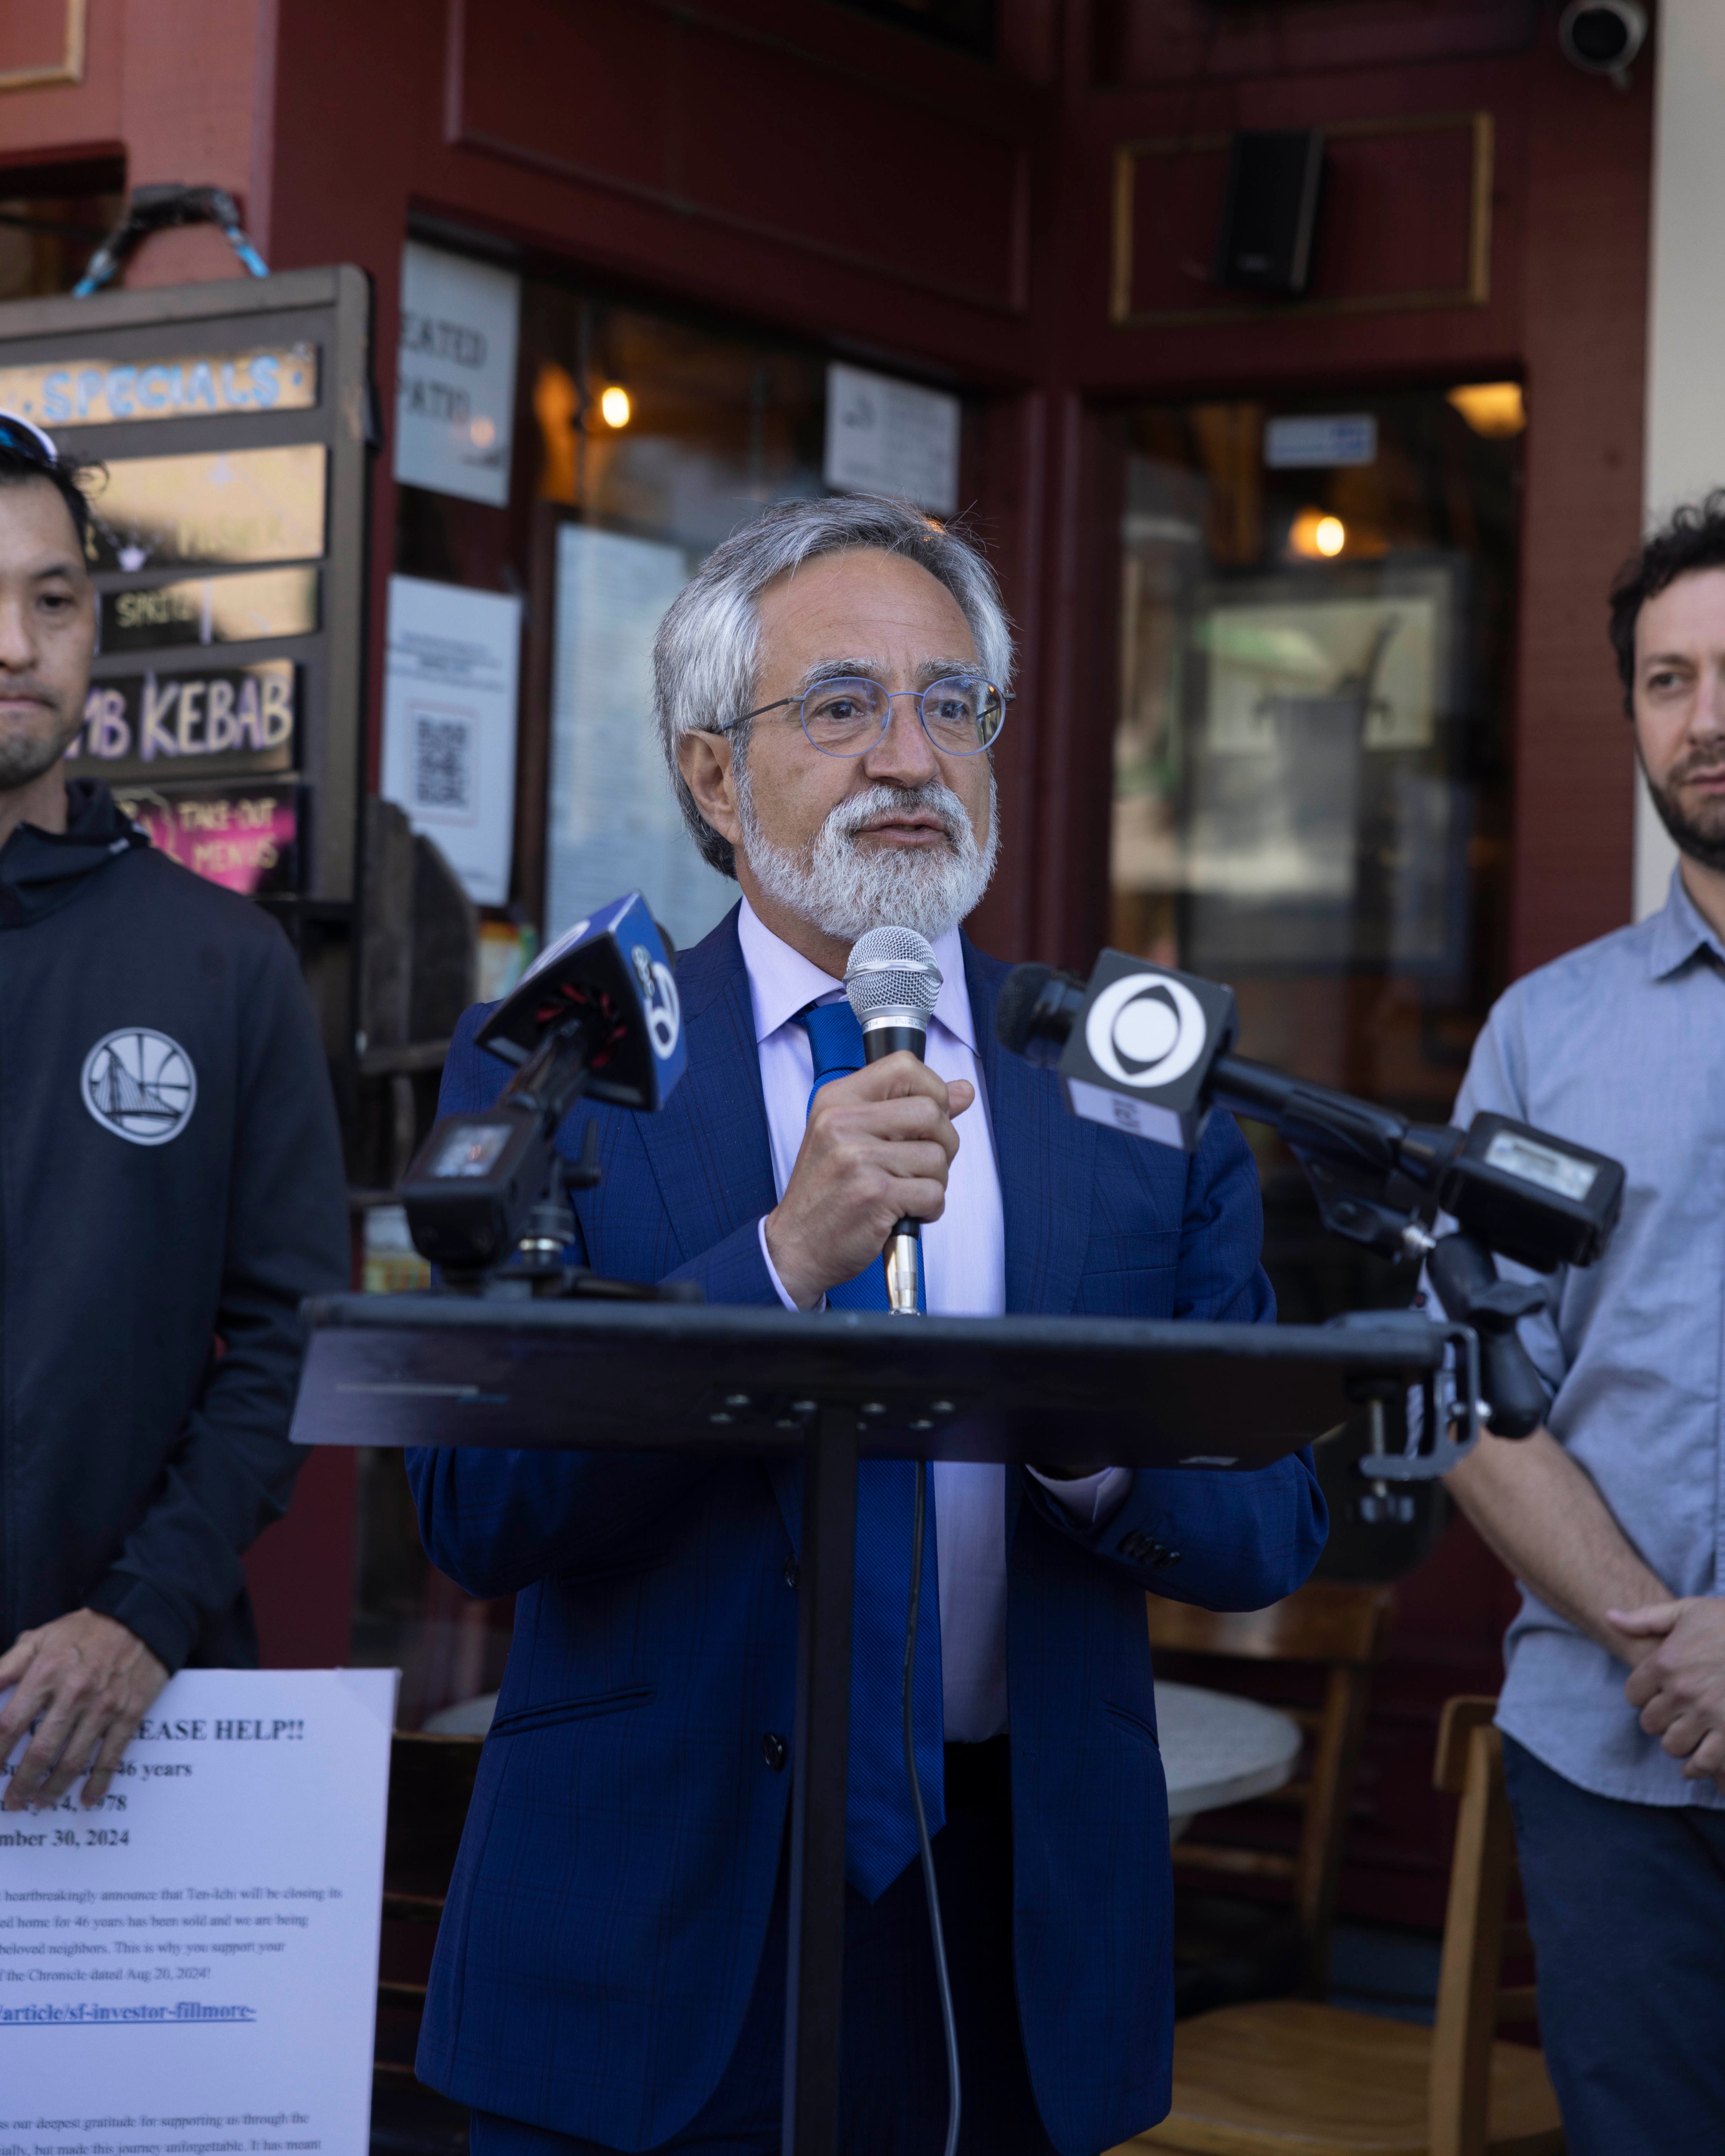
[1213,130,1325,297]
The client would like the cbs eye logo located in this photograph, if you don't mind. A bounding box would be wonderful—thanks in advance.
[1084,975,1208,1089]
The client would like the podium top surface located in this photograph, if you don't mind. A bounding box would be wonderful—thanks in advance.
[292,1293,1441,1472]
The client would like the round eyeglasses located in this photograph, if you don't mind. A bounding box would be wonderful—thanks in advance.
[716,674,1010,759]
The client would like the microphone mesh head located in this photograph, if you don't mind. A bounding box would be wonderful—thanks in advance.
[845,925,942,1025]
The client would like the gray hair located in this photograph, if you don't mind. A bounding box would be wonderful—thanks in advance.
[652,494,1014,877]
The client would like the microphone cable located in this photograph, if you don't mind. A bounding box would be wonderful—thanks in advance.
[903,1461,961,2156]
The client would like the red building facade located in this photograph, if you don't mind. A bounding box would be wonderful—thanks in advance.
[0,0,1660,1926]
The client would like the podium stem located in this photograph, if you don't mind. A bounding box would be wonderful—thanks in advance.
[782,1403,858,2156]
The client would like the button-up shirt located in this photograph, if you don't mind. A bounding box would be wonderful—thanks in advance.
[1450,867,1725,1808]
[736,898,1130,1741]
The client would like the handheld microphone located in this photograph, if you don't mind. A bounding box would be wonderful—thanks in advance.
[844,925,943,1317]
[400,891,684,1276]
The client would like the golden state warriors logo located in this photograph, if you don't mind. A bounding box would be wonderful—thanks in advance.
[81,1028,198,1146]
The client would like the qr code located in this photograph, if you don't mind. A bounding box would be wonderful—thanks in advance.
[413,712,473,813]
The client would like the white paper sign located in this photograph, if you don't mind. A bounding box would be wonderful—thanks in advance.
[545,524,735,956]
[395,243,520,507]
[1,1669,396,2156]
[381,575,522,906]
[824,362,961,516]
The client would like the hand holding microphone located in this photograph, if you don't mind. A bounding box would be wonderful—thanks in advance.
[763,928,967,1312]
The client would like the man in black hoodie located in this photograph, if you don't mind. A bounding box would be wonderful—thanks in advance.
[0,415,348,1813]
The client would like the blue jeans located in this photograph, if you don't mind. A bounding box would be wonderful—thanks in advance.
[470,1738,1058,2156]
[1503,1734,1725,2156]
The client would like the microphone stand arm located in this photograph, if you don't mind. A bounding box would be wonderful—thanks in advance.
[1207,1053,1548,1442]
[1208,1054,1455,1263]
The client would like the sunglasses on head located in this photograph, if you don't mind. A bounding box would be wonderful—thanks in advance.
[0,411,60,467]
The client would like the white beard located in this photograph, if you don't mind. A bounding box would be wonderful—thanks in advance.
[737,769,999,946]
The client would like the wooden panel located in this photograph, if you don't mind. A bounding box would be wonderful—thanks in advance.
[446,0,1032,314]
[0,0,84,91]
[1509,29,1650,972]
[244,1444,357,1665]
[1094,0,1539,84]
[0,0,116,164]
[965,388,1050,962]
[1113,113,1491,329]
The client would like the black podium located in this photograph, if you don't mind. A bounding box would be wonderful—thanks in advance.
[292,1295,1448,2156]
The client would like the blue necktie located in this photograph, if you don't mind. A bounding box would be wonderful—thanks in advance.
[798,999,945,1902]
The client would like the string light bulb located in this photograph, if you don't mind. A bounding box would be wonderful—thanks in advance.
[1290,508,1348,560]
[598,386,632,429]
[1446,381,1526,438]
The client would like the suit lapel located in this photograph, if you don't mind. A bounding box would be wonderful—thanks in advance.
[632,911,777,1264]
[966,939,1097,1319]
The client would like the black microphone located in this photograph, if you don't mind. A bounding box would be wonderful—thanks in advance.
[844,925,943,1317]
[995,951,1623,1277]
[399,891,684,1276]
[996,949,1625,1441]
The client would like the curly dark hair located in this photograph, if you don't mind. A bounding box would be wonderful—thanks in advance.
[1607,490,1725,716]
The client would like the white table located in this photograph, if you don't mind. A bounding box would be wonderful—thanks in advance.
[1154,1679,1302,1842]
[427,1680,1303,1843]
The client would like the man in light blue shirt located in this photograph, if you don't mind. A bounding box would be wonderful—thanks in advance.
[1442,496,1725,2156]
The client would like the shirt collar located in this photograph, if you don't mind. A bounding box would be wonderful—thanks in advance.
[735,896,975,1051]
[1646,864,1725,980]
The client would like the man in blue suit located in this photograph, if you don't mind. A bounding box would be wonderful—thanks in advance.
[408,496,1326,2156]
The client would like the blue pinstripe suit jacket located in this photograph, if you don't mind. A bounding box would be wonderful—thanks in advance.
[406,906,1325,2155]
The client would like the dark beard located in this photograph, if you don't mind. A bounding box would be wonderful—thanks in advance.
[1642,752,1725,875]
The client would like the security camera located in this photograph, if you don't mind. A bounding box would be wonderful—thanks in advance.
[1558,0,1647,87]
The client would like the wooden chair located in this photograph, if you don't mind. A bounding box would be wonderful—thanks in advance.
[1148,1580,1397,1999]
[373,1732,484,2152]
[1110,1698,1563,2156]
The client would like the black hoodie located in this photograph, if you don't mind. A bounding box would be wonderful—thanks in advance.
[0,781,349,1670]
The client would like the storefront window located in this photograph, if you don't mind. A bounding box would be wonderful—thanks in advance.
[524,287,828,954]
[1109,388,1523,1320]
[366,265,832,1726]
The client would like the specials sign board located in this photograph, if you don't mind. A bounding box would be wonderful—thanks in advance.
[0,345,318,429]
[112,784,299,897]
[71,658,297,781]
[0,268,370,905]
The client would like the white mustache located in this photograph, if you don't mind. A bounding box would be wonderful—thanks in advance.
[824,784,966,848]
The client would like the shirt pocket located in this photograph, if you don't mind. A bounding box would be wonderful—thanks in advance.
[487,1685,656,1738]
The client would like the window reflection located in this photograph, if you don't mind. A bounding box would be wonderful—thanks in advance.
[366,275,832,1726]
[1110,390,1521,1320]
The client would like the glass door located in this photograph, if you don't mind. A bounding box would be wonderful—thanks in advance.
[1109,385,1524,1323]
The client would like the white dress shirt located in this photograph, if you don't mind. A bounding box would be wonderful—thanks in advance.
[737,898,1130,1741]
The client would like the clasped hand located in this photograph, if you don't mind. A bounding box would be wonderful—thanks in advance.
[764,1051,972,1309]
[0,1609,169,1811]
[1610,1595,1725,1794]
